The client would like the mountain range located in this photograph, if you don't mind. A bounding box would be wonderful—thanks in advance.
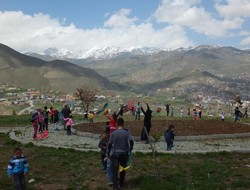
[1,43,250,100]
[0,43,127,93]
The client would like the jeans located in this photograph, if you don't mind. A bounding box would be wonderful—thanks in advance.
[235,114,240,122]
[135,112,140,120]
[166,140,173,150]
[13,173,26,190]
[106,158,113,183]
[111,153,128,190]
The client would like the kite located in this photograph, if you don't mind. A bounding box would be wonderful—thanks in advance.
[37,130,48,140]
[119,152,132,172]
[96,103,109,115]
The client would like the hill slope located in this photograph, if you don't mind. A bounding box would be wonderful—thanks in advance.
[0,43,127,93]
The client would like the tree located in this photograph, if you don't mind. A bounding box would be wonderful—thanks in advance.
[74,86,97,111]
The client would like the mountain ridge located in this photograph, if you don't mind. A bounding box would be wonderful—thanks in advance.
[0,43,128,93]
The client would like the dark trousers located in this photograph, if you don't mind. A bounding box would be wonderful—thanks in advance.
[67,125,71,135]
[38,122,43,132]
[166,139,173,150]
[111,153,128,190]
[43,118,48,131]
[13,173,26,190]
[140,126,151,142]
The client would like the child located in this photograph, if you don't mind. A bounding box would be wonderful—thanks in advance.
[88,111,94,123]
[31,112,39,140]
[164,125,175,150]
[193,109,198,120]
[7,147,29,190]
[64,115,74,135]
[221,111,225,121]
[105,156,113,186]
[98,131,108,173]
[38,110,44,133]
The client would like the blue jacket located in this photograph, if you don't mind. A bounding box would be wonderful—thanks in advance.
[164,129,175,142]
[7,155,29,176]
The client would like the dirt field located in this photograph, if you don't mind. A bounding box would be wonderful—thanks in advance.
[74,119,250,137]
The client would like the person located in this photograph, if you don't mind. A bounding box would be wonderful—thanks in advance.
[106,110,122,134]
[170,106,174,117]
[107,118,134,190]
[234,107,242,122]
[165,104,171,116]
[64,115,74,135]
[180,107,183,117]
[88,111,94,123]
[193,109,198,120]
[98,131,109,173]
[140,103,152,143]
[38,110,44,133]
[53,110,59,124]
[31,112,39,140]
[164,125,175,150]
[42,106,49,131]
[7,147,29,190]
[49,106,55,123]
[243,107,248,118]
[221,111,225,121]
[62,105,71,130]
[135,102,141,120]
[83,110,88,121]
[105,156,113,186]
[187,107,191,117]
[198,105,202,119]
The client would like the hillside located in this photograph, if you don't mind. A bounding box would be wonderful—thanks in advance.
[0,43,127,93]
[81,46,250,84]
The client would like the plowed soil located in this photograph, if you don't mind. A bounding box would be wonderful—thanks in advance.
[74,119,250,137]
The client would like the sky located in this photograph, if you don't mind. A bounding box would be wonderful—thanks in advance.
[0,0,250,54]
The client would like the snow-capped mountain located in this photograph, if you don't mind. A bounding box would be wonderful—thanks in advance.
[30,45,227,61]
[40,46,169,60]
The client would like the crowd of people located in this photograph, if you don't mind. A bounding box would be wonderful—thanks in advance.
[7,101,248,189]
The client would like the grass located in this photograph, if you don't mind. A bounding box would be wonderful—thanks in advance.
[0,133,250,190]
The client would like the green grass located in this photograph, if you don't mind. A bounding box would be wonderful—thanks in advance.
[0,115,32,126]
[0,133,250,190]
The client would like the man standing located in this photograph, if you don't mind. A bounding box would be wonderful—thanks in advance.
[107,118,134,190]
[165,104,171,116]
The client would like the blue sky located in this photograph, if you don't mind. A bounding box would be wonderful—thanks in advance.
[0,0,250,54]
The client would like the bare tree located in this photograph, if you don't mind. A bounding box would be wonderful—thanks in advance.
[74,86,97,111]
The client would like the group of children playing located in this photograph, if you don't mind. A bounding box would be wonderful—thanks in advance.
[31,105,74,140]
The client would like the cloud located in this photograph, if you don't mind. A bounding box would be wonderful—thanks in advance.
[215,0,250,18]
[153,0,244,37]
[103,8,139,28]
[0,10,193,54]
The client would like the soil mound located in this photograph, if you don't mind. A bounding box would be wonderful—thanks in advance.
[74,119,250,136]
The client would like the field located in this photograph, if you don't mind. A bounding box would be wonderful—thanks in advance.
[0,115,250,189]
[0,132,250,190]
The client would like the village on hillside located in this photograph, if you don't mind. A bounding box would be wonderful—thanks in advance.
[0,82,249,119]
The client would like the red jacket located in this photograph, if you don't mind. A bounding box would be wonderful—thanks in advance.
[106,115,117,134]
